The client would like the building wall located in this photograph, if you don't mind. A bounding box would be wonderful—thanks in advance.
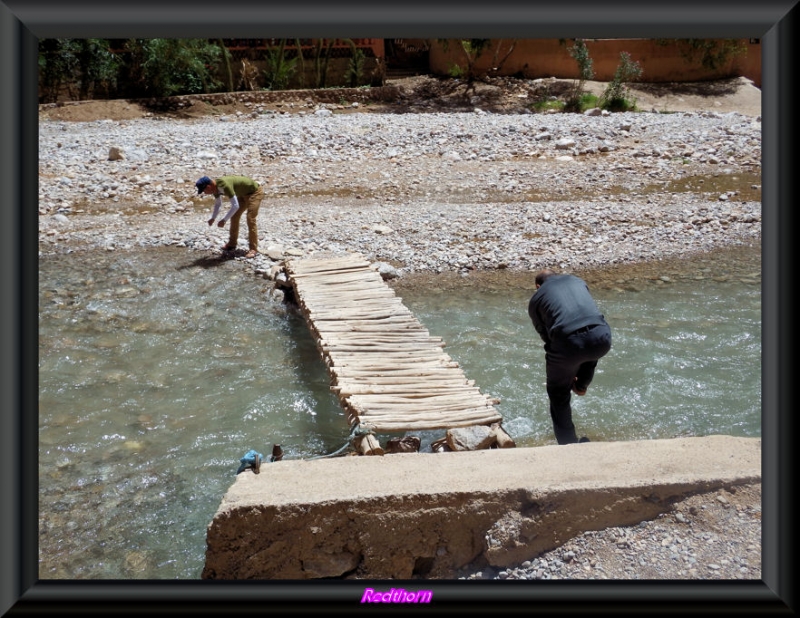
[429,39,761,86]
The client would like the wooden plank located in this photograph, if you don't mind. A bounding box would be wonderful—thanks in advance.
[322,347,448,356]
[306,298,407,310]
[354,418,503,432]
[298,282,386,291]
[322,347,447,356]
[310,317,427,327]
[286,258,371,273]
[346,395,494,417]
[300,289,389,299]
[331,366,463,378]
[288,255,370,266]
[333,384,483,396]
[291,273,376,284]
[336,373,473,381]
[282,254,505,436]
[349,405,501,418]
[349,401,497,414]
[353,411,502,424]
[299,288,396,297]
[312,322,429,333]
[330,358,456,369]
[347,389,490,401]
[289,268,374,285]
[329,355,453,364]
[321,337,444,344]
[307,307,412,319]
[352,411,503,425]
[341,388,490,400]
[295,282,384,294]
[320,335,444,345]
[326,349,450,358]
[336,390,481,400]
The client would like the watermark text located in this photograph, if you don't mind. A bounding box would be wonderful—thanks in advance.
[360,587,433,604]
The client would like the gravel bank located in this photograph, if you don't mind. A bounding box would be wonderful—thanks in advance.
[456,482,761,580]
[39,104,761,281]
[38,95,762,581]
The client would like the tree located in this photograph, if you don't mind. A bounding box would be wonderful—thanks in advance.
[39,38,78,103]
[436,38,491,99]
[313,39,336,88]
[39,38,118,103]
[293,39,306,88]
[487,39,518,77]
[438,38,490,81]
[263,39,298,91]
[217,39,234,92]
[344,39,366,88]
[119,38,223,98]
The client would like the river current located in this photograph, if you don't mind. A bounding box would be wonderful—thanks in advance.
[38,243,761,578]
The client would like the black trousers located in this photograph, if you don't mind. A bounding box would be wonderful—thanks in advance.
[543,323,612,444]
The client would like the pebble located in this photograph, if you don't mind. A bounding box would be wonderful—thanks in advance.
[38,107,761,282]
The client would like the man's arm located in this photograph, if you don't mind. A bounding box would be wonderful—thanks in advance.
[220,195,240,222]
[207,196,222,225]
[528,296,549,344]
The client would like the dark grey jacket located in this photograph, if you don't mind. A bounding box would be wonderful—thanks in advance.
[528,274,608,345]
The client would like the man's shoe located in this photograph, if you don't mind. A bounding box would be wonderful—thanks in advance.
[579,437,590,443]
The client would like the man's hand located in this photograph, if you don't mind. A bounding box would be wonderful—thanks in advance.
[207,218,215,226]
[217,220,226,228]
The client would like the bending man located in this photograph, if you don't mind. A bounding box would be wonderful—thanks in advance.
[527,269,612,445]
[196,175,264,259]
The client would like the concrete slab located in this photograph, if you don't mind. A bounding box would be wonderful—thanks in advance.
[202,435,760,580]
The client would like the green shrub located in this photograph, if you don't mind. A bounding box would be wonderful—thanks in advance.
[264,45,297,91]
[346,48,366,88]
[600,52,643,112]
[448,64,465,79]
[564,39,595,112]
[120,39,223,98]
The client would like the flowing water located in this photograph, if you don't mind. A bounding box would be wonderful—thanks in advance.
[38,243,761,579]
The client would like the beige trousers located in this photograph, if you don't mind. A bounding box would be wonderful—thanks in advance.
[228,184,264,250]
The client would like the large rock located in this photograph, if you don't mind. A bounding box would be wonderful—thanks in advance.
[202,435,760,580]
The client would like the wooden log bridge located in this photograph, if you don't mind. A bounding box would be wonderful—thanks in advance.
[280,254,509,455]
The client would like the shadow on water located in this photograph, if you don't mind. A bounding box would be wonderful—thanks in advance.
[174,253,239,271]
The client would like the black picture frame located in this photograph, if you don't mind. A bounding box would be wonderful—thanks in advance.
[3,0,795,614]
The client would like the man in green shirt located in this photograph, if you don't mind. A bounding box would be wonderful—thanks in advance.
[196,175,264,259]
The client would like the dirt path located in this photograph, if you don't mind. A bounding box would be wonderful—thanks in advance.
[38,76,761,123]
[586,77,761,116]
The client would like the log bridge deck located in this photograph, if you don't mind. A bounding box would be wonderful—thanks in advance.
[280,254,504,451]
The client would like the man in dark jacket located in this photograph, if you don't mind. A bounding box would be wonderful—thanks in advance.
[527,269,612,445]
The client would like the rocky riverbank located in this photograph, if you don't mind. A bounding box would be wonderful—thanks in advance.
[38,78,763,581]
[456,481,761,580]
[38,78,761,284]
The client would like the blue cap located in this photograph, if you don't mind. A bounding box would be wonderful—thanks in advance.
[195,176,212,194]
